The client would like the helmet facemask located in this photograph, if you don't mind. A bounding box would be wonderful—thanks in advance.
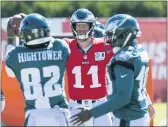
[19,13,51,47]
[104,14,141,54]
[20,28,51,46]
[105,29,135,54]
[70,8,96,41]
[71,22,94,41]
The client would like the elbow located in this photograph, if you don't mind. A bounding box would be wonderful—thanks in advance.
[119,92,131,105]
[124,97,131,105]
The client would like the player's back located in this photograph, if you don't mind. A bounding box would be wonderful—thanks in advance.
[108,44,150,120]
[5,38,70,111]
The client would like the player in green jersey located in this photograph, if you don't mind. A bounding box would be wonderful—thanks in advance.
[5,13,71,126]
[70,14,152,126]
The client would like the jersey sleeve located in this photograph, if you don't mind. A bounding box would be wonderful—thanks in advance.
[5,47,16,78]
[5,46,15,68]
[91,64,134,118]
[62,39,71,63]
[54,38,71,62]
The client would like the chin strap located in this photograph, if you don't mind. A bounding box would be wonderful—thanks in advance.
[112,32,133,54]
[72,23,95,41]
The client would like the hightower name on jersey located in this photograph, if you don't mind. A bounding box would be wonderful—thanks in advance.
[18,50,63,63]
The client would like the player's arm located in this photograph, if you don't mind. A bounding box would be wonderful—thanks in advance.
[5,66,16,78]
[146,92,152,106]
[7,17,16,45]
[146,93,155,119]
[6,13,27,53]
[91,64,134,118]
[7,13,26,45]
[4,48,16,78]
[58,39,71,63]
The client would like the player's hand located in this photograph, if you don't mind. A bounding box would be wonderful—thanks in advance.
[7,13,26,37]
[148,104,155,120]
[70,109,92,126]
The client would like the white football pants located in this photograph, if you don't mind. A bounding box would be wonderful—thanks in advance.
[69,97,112,126]
[25,106,71,126]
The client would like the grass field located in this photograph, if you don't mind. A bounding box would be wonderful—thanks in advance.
[154,103,167,126]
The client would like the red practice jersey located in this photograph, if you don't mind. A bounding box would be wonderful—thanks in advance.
[65,38,114,100]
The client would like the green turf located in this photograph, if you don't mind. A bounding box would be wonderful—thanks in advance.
[154,103,167,126]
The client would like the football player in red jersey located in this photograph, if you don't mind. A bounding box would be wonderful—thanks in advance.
[64,8,113,126]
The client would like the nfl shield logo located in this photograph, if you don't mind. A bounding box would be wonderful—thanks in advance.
[95,52,105,61]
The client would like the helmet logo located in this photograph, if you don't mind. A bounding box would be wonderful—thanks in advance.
[70,9,96,40]
[27,35,31,40]
[32,29,38,38]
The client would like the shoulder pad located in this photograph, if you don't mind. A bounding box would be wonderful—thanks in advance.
[54,38,69,47]
[115,46,137,61]
[5,45,16,61]
[115,50,132,61]
[6,45,16,55]
[54,38,63,43]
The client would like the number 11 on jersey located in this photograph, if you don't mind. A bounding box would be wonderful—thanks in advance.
[72,65,101,88]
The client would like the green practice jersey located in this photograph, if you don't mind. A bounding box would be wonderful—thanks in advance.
[5,38,70,112]
[91,44,149,120]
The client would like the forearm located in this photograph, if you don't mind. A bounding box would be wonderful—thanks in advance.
[91,65,134,118]
[5,37,16,56]
[91,93,130,118]
[7,18,16,45]
[146,92,152,106]
[7,37,16,45]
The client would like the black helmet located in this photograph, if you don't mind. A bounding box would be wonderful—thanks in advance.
[20,13,51,46]
[105,14,141,53]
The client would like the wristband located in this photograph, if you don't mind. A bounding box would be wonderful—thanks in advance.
[7,36,15,39]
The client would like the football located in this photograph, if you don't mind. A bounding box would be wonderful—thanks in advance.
[9,13,27,36]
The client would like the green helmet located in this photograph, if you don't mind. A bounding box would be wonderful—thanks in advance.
[19,13,51,46]
[104,14,141,53]
[70,8,96,41]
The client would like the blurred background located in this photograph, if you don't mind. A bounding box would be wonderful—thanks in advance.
[1,1,167,126]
